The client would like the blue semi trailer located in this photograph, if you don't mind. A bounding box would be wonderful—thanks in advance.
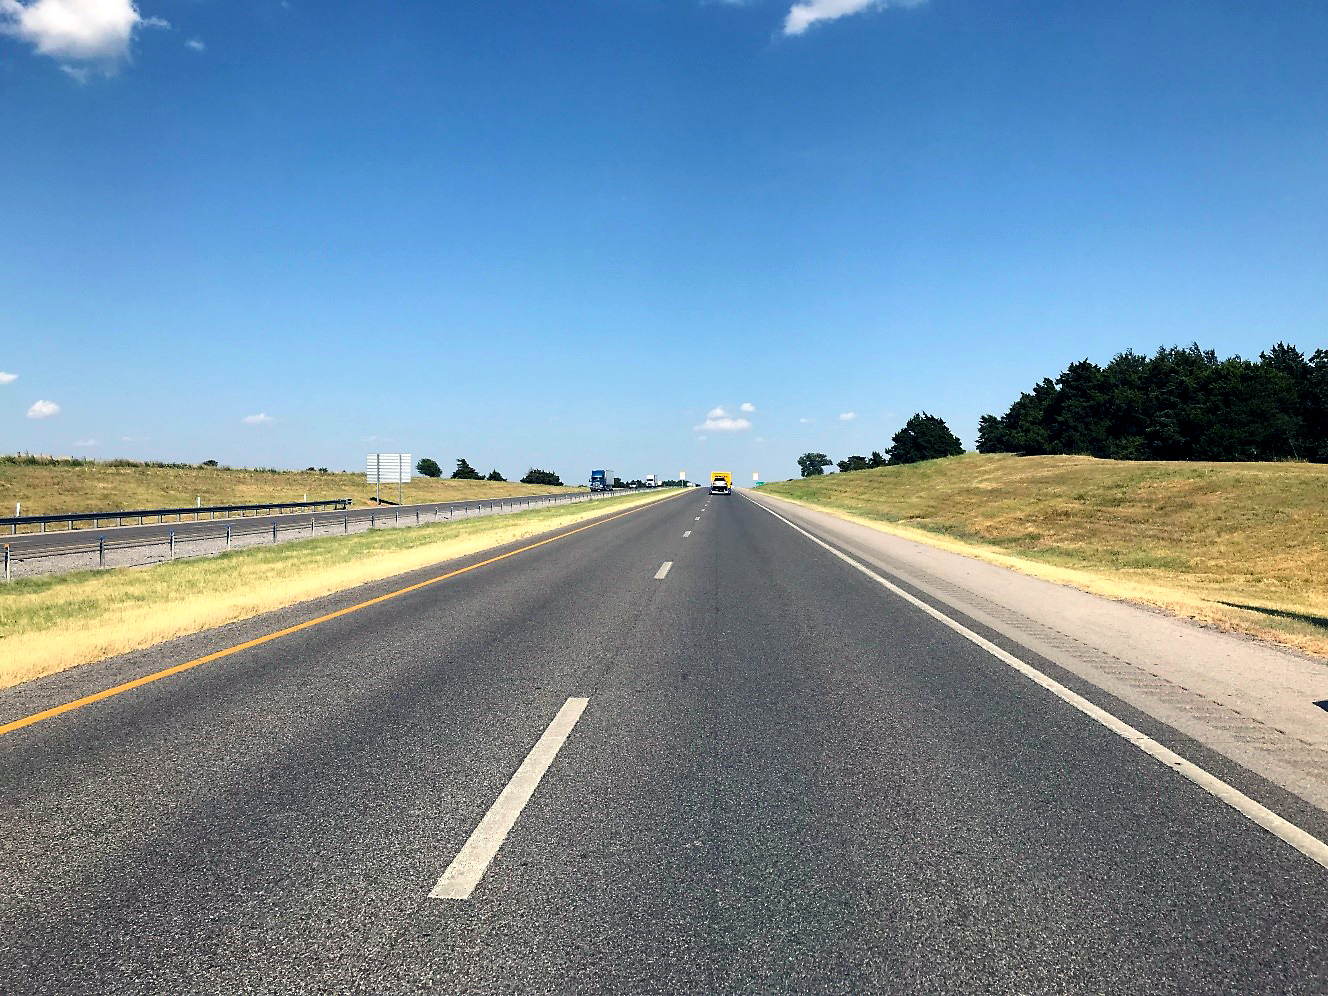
[590,469,614,492]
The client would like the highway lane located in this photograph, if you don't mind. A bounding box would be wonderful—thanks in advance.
[1,488,609,559]
[3,488,1328,993]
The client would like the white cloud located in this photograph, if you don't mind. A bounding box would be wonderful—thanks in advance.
[184,36,203,51]
[799,417,815,424]
[740,402,756,413]
[0,0,165,73]
[241,412,275,425]
[706,405,728,419]
[783,0,926,37]
[74,437,97,447]
[839,411,857,421]
[26,399,60,418]
[0,371,17,384]
[695,416,752,432]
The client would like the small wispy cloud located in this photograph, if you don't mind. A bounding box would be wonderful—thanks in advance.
[799,417,815,424]
[839,411,857,421]
[740,402,756,413]
[241,412,275,425]
[74,437,97,447]
[695,416,752,432]
[26,399,60,419]
[0,0,167,76]
[783,0,926,37]
[184,37,204,52]
[707,405,729,419]
[0,371,17,385]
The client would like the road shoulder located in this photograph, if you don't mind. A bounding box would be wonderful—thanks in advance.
[746,490,1328,815]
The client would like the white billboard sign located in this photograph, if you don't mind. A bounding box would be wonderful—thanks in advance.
[366,453,412,484]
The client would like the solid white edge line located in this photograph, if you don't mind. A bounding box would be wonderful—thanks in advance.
[742,494,1328,873]
[655,561,673,579]
[430,697,590,900]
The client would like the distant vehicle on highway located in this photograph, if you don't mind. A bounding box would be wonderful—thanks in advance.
[645,474,657,488]
[710,471,732,495]
[590,469,614,492]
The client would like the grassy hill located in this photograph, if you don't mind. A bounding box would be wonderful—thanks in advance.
[758,453,1328,657]
[0,457,584,518]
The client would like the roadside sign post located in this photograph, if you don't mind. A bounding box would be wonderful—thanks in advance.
[366,453,412,506]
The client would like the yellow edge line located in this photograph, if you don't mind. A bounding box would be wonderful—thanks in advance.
[0,491,685,737]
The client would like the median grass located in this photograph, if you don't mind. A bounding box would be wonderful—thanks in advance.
[759,453,1328,659]
[0,489,679,690]
[0,456,583,520]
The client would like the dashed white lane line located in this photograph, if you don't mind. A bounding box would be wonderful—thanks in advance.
[655,561,673,579]
[745,494,1328,874]
[684,530,691,537]
[430,697,589,900]
[695,517,701,521]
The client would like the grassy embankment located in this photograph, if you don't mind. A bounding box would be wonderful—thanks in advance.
[0,457,583,519]
[0,488,678,689]
[759,453,1328,658]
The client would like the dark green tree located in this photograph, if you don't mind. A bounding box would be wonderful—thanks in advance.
[977,342,1322,462]
[868,451,887,468]
[486,469,506,482]
[521,468,563,486]
[836,455,871,472]
[887,413,965,465]
[797,452,832,477]
[416,457,443,478]
[451,458,483,480]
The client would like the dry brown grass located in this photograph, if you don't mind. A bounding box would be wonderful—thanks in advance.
[0,459,582,518]
[0,489,679,689]
[760,454,1328,658]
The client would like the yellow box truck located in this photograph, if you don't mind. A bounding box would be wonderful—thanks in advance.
[710,471,732,495]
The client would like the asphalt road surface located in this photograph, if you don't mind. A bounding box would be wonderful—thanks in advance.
[3,489,1327,994]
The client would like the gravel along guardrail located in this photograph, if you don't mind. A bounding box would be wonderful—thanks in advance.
[0,490,635,582]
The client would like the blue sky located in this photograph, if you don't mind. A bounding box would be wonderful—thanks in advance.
[2,0,1325,485]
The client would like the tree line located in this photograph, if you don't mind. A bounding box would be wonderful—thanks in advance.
[416,457,564,486]
[797,412,964,477]
[976,342,1328,462]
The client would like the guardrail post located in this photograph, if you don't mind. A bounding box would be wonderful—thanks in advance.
[99,536,105,568]
[344,515,349,534]
[226,525,232,549]
[169,530,175,560]
[311,515,316,536]
[370,511,376,529]
[415,509,420,525]
[449,504,453,520]
[272,521,278,544]
[3,544,8,582]
[395,509,399,525]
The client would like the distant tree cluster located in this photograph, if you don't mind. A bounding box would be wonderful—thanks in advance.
[521,468,563,486]
[976,343,1328,462]
[799,412,966,477]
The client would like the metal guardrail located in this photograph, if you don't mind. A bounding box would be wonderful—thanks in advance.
[1,498,353,535]
[0,488,666,582]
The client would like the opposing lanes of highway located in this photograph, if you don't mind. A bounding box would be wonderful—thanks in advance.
[1,489,607,562]
[3,488,1327,994]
